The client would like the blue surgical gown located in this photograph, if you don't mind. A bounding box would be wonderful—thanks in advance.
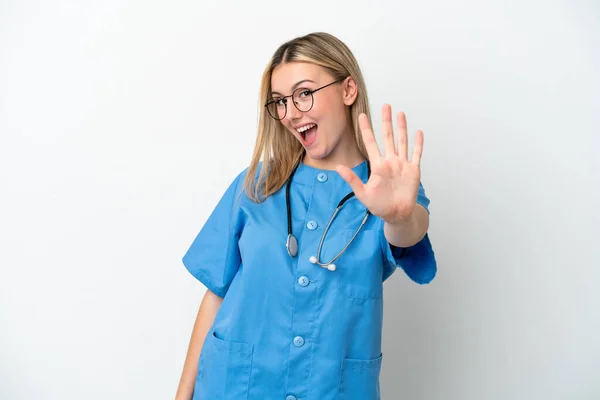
[182,160,436,400]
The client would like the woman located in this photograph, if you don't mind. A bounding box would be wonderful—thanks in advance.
[175,32,436,400]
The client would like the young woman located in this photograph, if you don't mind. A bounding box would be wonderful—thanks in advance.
[175,32,437,400]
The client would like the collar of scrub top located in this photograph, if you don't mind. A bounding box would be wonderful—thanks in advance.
[285,160,372,271]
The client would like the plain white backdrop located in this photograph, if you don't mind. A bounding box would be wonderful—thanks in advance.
[1,1,599,399]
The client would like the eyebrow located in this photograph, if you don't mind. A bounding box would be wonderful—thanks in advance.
[270,79,316,96]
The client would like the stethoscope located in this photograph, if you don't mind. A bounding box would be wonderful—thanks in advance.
[285,161,371,271]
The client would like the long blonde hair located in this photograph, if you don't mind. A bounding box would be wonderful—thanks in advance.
[244,32,372,203]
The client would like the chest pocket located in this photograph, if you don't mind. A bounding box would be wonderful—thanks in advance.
[334,228,384,300]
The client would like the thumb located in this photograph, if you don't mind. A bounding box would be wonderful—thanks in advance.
[336,165,365,197]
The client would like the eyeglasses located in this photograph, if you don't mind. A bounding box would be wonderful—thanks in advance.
[265,78,344,120]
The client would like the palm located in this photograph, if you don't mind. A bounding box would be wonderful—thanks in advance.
[337,105,424,224]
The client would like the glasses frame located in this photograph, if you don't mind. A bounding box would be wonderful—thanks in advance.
[265,78,345,120]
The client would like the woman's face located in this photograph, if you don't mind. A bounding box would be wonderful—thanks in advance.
[269,62,358,167]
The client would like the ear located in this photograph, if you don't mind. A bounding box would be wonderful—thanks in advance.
[342,76,358,106]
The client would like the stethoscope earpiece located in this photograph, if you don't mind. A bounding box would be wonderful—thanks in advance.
[309,255,336,271]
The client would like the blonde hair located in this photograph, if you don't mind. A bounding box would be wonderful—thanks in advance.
[244,32,372,202]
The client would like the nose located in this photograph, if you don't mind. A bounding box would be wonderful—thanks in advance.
[285,99,302,124]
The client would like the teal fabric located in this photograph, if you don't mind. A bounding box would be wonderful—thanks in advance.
[183,160,436,400]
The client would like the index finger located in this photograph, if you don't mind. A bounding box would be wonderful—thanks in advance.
[358,113,381,161]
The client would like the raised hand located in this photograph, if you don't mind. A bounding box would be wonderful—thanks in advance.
[336,104,424,224]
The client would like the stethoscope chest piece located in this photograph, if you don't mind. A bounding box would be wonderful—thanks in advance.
[286,234,298,257]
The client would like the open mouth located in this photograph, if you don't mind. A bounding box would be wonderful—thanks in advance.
[296,123,318,145]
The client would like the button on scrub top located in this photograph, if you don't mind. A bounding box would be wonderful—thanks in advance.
[182,160,436,400]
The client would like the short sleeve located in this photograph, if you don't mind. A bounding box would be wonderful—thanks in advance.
[382,182,437,284]
[182,169,247,297]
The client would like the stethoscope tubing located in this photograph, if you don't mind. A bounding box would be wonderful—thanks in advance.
[285,160,371,271]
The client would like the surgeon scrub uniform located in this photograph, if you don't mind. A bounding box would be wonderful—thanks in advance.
[182,160,436,400]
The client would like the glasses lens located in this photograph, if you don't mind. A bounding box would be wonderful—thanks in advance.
[266,99,285,120]
[293,88,314,112]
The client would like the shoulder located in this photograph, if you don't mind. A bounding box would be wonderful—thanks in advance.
[221,161,260,185]
[224,162,267,202]
[235,162,266,187]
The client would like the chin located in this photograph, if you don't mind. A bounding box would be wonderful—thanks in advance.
[304,148,335,166]
[304,146,329,159]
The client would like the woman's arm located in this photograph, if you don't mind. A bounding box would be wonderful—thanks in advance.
[383,204,429,248]
[175,289,223,400]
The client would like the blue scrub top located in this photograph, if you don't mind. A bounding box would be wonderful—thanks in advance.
[182,160,436,400]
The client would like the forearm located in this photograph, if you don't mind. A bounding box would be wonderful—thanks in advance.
[383,205,429,248]
[175,289,223,400]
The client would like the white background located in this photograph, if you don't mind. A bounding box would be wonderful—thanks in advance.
[1,1,599,399]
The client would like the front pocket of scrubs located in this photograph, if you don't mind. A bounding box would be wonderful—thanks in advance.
[338,353,383,400]
[194,330,253,400]
[335,229,383,299]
